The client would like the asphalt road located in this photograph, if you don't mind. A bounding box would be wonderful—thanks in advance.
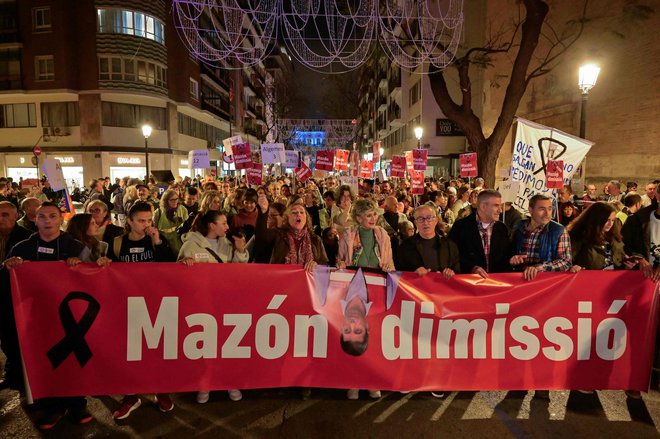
[2,386,660,438]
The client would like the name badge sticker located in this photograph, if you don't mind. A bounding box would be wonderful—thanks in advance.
[38,246,55,254]
[130,248,145,254]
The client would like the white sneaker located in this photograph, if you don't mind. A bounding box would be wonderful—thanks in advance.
[347,389,359,400]
[368,390,381,399]
[197,391,210,404]
[228,389,242,401]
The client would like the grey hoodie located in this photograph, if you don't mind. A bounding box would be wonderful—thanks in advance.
[177,231,248,263]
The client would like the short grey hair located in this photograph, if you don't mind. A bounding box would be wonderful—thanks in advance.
[351,198,382,224]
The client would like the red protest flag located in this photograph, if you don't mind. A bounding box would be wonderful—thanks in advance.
[460,152,478,177]
[545,160,564,189]
[360,160,373,178]
[315,150,334,171]
[295,162,312,182]
[231,143,253,170]
[390,155,406,178]
[412,149,428,171]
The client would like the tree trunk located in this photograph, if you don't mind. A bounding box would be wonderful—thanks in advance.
[428,0,549,188]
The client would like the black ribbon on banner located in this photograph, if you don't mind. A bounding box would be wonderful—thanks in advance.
[46,291,100,370]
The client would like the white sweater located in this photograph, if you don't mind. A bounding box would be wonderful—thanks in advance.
[177,231,248,263]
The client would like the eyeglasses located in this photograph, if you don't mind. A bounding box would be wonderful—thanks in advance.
[89,208,104,214]
[414,216,436,223]
[169,198,179,202]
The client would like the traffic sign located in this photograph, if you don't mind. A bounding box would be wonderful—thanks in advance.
[33,146,42,156]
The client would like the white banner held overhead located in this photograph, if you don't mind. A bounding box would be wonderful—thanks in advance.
[188,149,210,169]
[41,159,66,191]
[285,150,301,168]
[510,118,593,213]
[260,143,286,164]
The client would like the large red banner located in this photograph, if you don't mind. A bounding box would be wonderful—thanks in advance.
[10,264,658,399]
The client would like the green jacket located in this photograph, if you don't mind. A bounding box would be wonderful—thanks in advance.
[571,238,625,270]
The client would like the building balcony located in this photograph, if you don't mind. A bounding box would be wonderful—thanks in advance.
[0,73,21,90]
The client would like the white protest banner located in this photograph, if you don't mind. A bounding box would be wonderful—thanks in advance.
[285,150,301,168]
[260,143,285,164]
[499,180,521,203]
[41,159,66,191]
[188,149,210,169]
[510,118,592,213]
[222,135,244,155]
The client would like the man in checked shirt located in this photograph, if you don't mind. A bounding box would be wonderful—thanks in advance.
[510,194,581,280]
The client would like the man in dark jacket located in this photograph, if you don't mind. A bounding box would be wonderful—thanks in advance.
[396,204,459,278]
[621,183,660,282]
[0,201,32,391]
[449,189,512,277]
[4,202,90,429]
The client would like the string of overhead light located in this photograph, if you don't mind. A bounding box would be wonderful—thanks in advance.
[173,0,464,73]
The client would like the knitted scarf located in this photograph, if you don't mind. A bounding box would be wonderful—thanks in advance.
[285,227,314,265]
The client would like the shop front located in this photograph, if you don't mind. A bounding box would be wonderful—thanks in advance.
[5,154,40,182]
[108,154,146,182]
[47,154,84,189]
[177,158,192,180]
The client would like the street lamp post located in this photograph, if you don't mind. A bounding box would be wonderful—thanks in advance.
[142,124,152,182]
[577,64,600,189]
[578,63,600,138]
[414,126,423,149]
[379,146,384,172]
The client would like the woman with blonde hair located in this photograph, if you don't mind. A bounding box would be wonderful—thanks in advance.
[336,198,394,272]
[153,189,189,254]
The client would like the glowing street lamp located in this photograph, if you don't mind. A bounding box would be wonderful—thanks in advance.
[414,126,423,148]
[142,124,152,182]
[578,64,600,138]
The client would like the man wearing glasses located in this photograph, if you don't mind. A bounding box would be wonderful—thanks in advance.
[396,204,459,278]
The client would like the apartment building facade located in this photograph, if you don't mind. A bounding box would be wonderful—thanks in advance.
[0,0,273,186]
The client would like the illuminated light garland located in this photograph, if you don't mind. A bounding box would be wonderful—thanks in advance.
[173,0,464,73]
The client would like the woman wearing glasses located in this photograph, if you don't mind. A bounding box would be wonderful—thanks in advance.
[153,189,189,254]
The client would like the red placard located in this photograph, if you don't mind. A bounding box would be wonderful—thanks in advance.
[546,160,564,189]
[372,141,381,165]
[294,162,312,182]
[460,152,478,177]
[404,151,414,174]
[360,160,373,178]
[231,143,253,170]
[10,264,657,399]
[412,149,428,171]
[390,155,406,178]
[349,150,360,176]
[246,163,263,186]
[334,149,349,171]
[315,150,335,171]
[410,170,425,194]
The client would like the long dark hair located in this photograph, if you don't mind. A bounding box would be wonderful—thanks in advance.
[66,214,103,258]
[567,202,622,245]
[192,210,226,236]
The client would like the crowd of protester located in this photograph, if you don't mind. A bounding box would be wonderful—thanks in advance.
[0,172,658,429]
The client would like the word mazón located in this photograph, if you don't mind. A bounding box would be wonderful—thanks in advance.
[126,296,627,362]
